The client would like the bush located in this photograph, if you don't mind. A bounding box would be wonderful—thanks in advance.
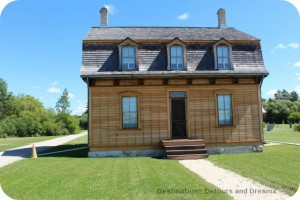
[79,113,88,130]
[288,112,300,123]
[293,123,300,132]
[0,117,17,138]
[56,113,80,135]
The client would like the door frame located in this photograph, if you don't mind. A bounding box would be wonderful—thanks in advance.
[168,90,189,139]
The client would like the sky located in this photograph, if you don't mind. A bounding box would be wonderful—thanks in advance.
[0,0,300,115]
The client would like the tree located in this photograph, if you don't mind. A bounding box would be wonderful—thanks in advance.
[0,79,14,119]
[55,88,71,114]
[281,89,291,99]
[288,112,300,123]
[290,91,299,102]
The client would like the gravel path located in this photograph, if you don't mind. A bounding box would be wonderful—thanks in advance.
[0,132,87,168]
[179,159,290,200]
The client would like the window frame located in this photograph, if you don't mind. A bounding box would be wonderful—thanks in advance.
[213,38,233,70]
[117,38,139,71]
[216,46,231,69]
[121,45,136,70]
[166,38,187,71]
[119,91,141,130]
[215,90,235,127]
[121,96,138,129]
[170,45,184,70]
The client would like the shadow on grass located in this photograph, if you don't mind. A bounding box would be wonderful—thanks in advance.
[2,146,65,158]
[38,144,88,158]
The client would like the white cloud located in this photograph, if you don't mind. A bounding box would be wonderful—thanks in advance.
[293,61,300,67]
[68,92,75,99]
[47,87,61,93]
[177,13,191,21]
[51,81,58,86]
[273,42,300,51]
[288,42,300,49]
[72,100,86,115]
[104,4,115,15]
[266,89,277,97]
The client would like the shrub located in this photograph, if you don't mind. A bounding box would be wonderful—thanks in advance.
[79,113,88,130]
[0,117,17,137]
[288,112,300,123]
[293,123,300,132]
[56,113,80,134]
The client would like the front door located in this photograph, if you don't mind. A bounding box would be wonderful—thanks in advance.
[171,96,187,139]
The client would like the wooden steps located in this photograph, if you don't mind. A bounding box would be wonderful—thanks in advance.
[161,139,208,160]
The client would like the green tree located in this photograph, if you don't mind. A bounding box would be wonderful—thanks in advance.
[290,91,299,102]
[288,112,300,123]
[55,88,71,114]
[0,79,14,119]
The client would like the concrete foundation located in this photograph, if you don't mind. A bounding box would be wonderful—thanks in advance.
[88,145,263,158]
[207,145,264,155]
[88,149,165,158]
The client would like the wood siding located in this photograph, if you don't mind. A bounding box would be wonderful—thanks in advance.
[89,79,262,150]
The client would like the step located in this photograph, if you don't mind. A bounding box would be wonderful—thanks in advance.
[167,154,209,160]
[161,139,205,146]
[166,149,207,155]
[165,144,206,150]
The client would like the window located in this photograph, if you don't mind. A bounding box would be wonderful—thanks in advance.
[121,46,136,70]
[216,46,230,69]
[217,94,233,125]
[170,45,184,70]
[166,38,187,70]
[122,96,138,128]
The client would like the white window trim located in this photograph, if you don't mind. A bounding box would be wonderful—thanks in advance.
[166,38,187,71]
[213,39,233,70]
[117,38,139,71]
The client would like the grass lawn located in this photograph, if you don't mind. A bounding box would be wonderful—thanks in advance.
[264,124,300,143]
[0,136,62,152]
[208,145,300,196]
[0,136,231,200]
[0,159,231,200]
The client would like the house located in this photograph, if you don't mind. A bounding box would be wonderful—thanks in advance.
[80,7,269,159]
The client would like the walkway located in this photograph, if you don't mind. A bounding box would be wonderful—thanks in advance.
[0,132,87,168]
[179,159,291,200]
[264,140,300,146]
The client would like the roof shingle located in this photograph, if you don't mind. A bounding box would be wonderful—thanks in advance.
[84,27,259,41]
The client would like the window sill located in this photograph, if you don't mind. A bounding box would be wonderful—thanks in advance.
[118,128,142,131]
[216,125,236,128]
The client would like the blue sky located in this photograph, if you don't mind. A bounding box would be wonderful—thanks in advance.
[0,0,300,115]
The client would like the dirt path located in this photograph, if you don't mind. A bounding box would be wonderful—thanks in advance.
[0,132,87,168]
[179,159,290,200]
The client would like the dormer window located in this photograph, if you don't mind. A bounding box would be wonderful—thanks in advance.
[122,46,135,70]
[213,38,233,70]
[167,38,187,71]
[170,45,184,70]
[217,46,230,69]
[118,37,139,71]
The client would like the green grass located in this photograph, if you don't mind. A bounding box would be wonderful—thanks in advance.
[0,136,61,152]
[208,145,300,196]
[0,158,231,200]
[264,124,300,143]
[0,135,231,200]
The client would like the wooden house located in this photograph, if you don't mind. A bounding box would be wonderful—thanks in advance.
[80,8,269,159]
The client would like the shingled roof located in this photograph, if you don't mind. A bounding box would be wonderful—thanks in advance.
[81,26,268,78]
[84,27,259,41]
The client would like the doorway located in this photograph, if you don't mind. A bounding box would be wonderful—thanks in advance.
[170,92,187,139]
